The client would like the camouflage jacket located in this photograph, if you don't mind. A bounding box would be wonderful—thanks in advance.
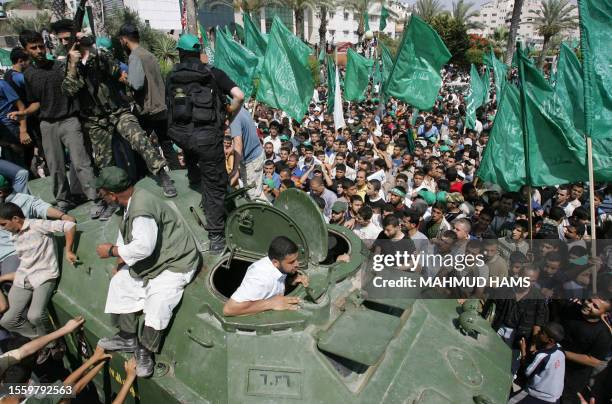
[62,50,132,117]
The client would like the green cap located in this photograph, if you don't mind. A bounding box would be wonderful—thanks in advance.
[96,37,112,50]
[436,191,447,203]
[177,34,202,52]
[331,201,348,213]
[280,134,290,141]
[0,175,8,189]
[95,167,131,192]
[418,189,436,205]
[439,145,450,152]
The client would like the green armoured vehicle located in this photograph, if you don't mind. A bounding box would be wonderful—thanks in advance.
[28,171,512,404]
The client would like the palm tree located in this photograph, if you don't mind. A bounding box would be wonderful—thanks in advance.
[489,26,508,55]
[7,11,51,33]
[284,0,318,40]
[504,0,523,65]
[318,2,328,52]
[451,0,483,30]
[31,0,51,10]
[346,0,378,42]
[413,0,446,24]
[534,0,578,67]
[233,0,264,14]
[3,0,24,11]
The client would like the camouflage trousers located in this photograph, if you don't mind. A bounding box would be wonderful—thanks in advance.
[82,109,166,174]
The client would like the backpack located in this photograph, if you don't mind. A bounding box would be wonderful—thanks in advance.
[166,62,225,131]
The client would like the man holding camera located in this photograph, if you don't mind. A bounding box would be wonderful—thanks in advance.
[55,19,177,211]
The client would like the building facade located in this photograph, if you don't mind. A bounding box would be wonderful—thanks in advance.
[468,0,579,48]
[123,0,181,31]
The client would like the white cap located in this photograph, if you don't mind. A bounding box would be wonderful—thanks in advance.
[463,138,473,146]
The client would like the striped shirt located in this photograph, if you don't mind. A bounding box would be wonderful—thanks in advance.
[12,219,75,289]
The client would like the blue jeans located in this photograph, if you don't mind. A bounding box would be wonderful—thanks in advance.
[0,158,29,194]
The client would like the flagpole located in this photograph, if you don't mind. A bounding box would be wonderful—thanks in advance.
[578,0,597,294]
[516,43,534,248]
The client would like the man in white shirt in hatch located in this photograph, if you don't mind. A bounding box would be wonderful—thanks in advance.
[223,236,309,316]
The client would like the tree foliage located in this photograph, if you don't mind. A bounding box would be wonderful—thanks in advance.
[451,0,482,30]
[5,11,51,34]
[413,0,447,24]
[534,0,578,67]
[430,13,469,66]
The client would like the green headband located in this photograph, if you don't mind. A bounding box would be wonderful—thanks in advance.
[390,187,406,198]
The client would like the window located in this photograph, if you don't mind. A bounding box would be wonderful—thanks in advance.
[344,12,349,20]
[329,12,335,18]
[330,29,336,36]
[343,30,349,35]
[491,13,497,16]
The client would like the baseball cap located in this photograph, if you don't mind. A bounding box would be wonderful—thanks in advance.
[96,37,112,50]
[0,175,8,189]
[95,167,131,192]
[331,201,348,213]
[177,34,202,52]
[417,189,436,206]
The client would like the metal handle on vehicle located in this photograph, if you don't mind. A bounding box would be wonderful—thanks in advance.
[186,328,214,348]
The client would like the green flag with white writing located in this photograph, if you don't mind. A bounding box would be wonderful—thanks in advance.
[555,43,612,180]
[481,66,490,106]
[484,47,507,102]
[477,85,525,191]
[517,46,588,186]
[244,12,267,70]
[465,64,486,130]
[344,48,374,102]
[256,17,313,122]
[380,42,394,87]
[364,11,370,32]
[578,0,612,180]
[384,15,450,110]
[214,27,259,97]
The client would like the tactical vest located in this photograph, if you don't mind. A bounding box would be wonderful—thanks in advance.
[120,188,201,281]
[166,61,226,144]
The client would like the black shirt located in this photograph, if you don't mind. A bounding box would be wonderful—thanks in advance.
[25,60,79,121]
[490,287,549,342]
[211,67,237,95]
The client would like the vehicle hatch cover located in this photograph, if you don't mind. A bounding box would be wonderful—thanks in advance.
[225,203,309,261]
[274,189,328,263]
[317,309,400,366]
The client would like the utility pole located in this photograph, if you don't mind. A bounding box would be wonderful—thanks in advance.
[185,0,198,34]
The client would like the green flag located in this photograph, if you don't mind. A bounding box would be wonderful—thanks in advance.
[199,24,215,65]
[481,66,490,106]
[465,64,486,130]
[318,46,325,63]
[380,43,394,86]
[556,43,612,180]
[224,26,233,38]
[326,55,335,114]
[385,15,451,110]
[379,6,389,31]
[214,27,259,98]
[556,43,585,133]
[256,16,313,122]
[244,12,267,57]
[477,85,525,191]
[484,47,507,102]
[517,45,588,186]
[364,12,370,32]
[578,0,612,180]
[344,48,374,102]
[235,23,244,43]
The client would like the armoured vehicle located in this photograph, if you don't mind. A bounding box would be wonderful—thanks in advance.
[28,171,512,403]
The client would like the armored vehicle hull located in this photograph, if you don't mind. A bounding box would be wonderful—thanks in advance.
[28,171,512,404]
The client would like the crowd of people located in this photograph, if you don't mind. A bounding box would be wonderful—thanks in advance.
[0,17,607,404]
